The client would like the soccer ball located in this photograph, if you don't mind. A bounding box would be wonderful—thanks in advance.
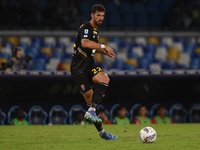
[139,127,157,143]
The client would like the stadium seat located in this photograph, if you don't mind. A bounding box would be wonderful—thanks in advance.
[7,105,27,125]
[149,63,162,71]
[1,47,12,56]
[106,1,119,14]
[177,52,191,68]
[68,105,86,124]
[109,104,129,122]
[150,103,169,118]
[111,37,123,47]
[126,58,138,68]
[109,13,121,27]
[65,43,74,54]
[19,36,32,46]
[32,37,43,46]
[123,14,135,26]
[46,58,60,70]
[120,2,132,14]
[18,42,29,53]
[160,0,173,14]
[113,59,126,70]
[123,64,136,71]
[97,105,109,119]
[28,105,48,125]
[94,53,103,64]
[0,109,6,125]
[137,14,148,26]
[2,42,14,50]
[147,37,159,46]
[189,103,200,123]
[169,103,187,123]
[44,36,56,46]
[134,37,147,46]
[39,52,50,63]
[52,52,63,62]
[64,53,72,59]
[0,52,10,60]
[190,58,200,69]
[79,1,91,14]
[107,42,119,52]
[129,103,141,123]
[155,47,168,62]
[55,42,66,53]
[59,37,72,47]
[62,63,70,71]
[131,46,144,58]
[174,37,184,44]
[49,105,68,125]
[183,42,195,56]
[161,37,173,47]
[172,42,183,52]
[167,47,180,62]
[132,2,146,14]
[147,0,160,14]
[138,58,150,70]
[150,14,162,26]
[98,37,108,45]
[145,43,157,54]
[7,36,19,47]
[0,58,7,69]
[34,58,46,70]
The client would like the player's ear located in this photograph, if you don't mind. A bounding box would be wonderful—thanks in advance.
[91,13,94,19]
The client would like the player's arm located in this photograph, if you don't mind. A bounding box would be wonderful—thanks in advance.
[81,39,115,58]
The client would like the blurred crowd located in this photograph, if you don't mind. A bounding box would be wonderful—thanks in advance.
[0,0,200,31]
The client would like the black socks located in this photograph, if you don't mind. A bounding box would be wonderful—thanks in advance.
[91,82,108,107]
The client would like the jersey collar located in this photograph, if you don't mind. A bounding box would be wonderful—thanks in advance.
[88,22,97,30]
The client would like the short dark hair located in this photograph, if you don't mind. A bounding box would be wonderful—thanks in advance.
[91,4,106,14]
[157,105,165,111]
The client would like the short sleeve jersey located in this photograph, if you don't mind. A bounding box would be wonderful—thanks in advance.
[71,22,99,72]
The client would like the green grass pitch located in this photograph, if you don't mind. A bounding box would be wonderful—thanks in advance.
[0,124,199,150]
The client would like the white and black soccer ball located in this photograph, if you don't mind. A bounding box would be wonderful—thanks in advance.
[139,127,157,143]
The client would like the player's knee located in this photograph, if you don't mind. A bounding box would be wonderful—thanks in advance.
[96,76,109,84]
[104,76,110,84]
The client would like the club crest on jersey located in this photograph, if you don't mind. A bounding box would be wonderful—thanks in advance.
[81,84,85,91]
[84,29,88,34]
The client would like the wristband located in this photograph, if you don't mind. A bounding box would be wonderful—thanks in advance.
[101,44,105,49]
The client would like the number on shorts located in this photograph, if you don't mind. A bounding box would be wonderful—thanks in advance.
[92,67,102,75]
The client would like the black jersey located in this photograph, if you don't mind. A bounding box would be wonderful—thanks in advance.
[71,22,99,72]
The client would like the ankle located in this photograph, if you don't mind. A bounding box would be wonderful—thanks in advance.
[88,107,96,111]
[99,129,105,136]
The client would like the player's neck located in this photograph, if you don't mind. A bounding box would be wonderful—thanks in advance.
[89,20,98,29]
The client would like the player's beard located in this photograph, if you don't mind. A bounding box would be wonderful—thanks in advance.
[94,19,103,26]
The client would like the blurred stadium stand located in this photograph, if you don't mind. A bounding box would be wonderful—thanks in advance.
[1,34,200,71]
[0,0,199,31]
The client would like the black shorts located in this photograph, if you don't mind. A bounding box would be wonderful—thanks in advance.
[71,63,103,93]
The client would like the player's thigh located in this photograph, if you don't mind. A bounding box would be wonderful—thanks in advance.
[71,70,91,93]
[92,71,110,84]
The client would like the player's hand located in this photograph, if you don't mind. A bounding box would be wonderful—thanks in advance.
[105,46,115,58]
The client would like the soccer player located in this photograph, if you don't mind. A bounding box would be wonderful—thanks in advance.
[70,4,117,140]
